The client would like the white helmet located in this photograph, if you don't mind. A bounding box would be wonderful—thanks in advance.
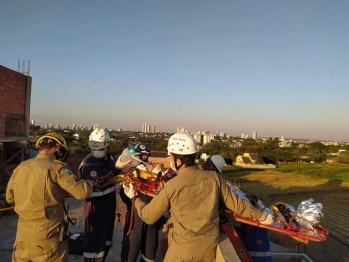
[167,133,198,155]
[88,128,111,150]
[210,155,225,173]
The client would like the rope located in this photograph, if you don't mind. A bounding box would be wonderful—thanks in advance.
[126,188,138,237]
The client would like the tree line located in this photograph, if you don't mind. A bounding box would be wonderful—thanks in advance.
[30,126,349,165]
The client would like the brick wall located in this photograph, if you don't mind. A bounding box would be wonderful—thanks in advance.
[0,65,28,138]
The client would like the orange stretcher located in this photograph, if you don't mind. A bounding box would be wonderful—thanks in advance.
[225,212,328,242]
[122,163,176,196]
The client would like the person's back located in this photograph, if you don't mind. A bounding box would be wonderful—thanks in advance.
[164,166,221,260]
[6,132,94,262]
[123,133,273,262]
[9,155,90,240]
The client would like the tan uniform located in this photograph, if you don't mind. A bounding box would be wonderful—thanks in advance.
[6,154,93,262]
[135,166,264,262]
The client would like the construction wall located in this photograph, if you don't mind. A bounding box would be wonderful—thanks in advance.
[0,65,31,138]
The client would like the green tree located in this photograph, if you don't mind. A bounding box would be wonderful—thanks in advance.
[338,151,349,164]
[308,142,327,163]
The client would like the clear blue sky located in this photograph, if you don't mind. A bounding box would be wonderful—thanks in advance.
[1,1,348,141]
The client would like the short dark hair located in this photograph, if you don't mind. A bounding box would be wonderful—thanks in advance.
[202,158,219,173]
[37,141,55,150]
[174,153,196,167]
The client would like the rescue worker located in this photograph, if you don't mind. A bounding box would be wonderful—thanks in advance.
[123,133,274,262]
[235,196,308,262]
[45,132,69,161]
[6,132,94,262]
[79,128,131,262]
[120,142,161,262]
[201,154,226,174]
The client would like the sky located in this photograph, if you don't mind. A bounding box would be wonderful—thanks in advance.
[1,1,348,142]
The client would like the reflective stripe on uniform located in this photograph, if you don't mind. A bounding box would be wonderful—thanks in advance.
[249,251,272,257]
[141,254,155,262]
[90,187,115,197]
[83,251,104,258]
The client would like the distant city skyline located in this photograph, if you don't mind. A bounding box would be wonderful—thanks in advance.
[2,1,348,142]
[31,118,348,143]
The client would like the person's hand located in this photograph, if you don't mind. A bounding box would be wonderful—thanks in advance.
[115,155,132,169]
[94,177,116,191]
[258,212,274,225]
[122,182,136,199]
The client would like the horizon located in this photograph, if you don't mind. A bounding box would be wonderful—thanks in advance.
[31,120,349,143]
[1,1,348,142]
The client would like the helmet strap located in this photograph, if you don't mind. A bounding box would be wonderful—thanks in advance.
[173,155,183,171]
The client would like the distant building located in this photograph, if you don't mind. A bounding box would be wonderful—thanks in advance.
[235,153,259,165]
[252,131,257,140]
[177,127,186,133]
[219,132,226,138]
[141,124,156,133]
[193,133,201,144]
[142,124,147,133]
[150,126,156,133]
[203,134,211,145]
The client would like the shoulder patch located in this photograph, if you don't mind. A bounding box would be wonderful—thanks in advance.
[90,171,98,178]
[64,167,73,175]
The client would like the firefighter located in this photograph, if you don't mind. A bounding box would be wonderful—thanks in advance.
[123,133,274,261]
[79,128,131,262]
[201,154,226,174]
[120,142,162,262]
[6,132,94,262]
[234,195,308,262]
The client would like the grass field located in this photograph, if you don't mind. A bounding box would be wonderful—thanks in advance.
[222,163,349,247]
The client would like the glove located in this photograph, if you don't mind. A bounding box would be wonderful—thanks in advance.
[94,175,124,191]
[258,212,274,225]
[122,182,136,199]
[116,155,132,169]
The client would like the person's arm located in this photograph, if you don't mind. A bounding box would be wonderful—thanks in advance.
[268,230,308,246]
[56,165,94,199]
[119,186,132,207]
[115,155,132,171]
[134,186,170,225]
[5,170,16,204]
[217,174,265,220]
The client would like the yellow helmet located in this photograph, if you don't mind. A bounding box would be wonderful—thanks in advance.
[36,132,68,149]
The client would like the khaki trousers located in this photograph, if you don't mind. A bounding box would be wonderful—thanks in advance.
[12,239,68,262]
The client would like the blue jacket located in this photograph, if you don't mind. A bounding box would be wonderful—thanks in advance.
[235,226,273,262]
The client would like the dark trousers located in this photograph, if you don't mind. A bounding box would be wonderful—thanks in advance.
[83,192,116,262]
[121,193,159,262]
